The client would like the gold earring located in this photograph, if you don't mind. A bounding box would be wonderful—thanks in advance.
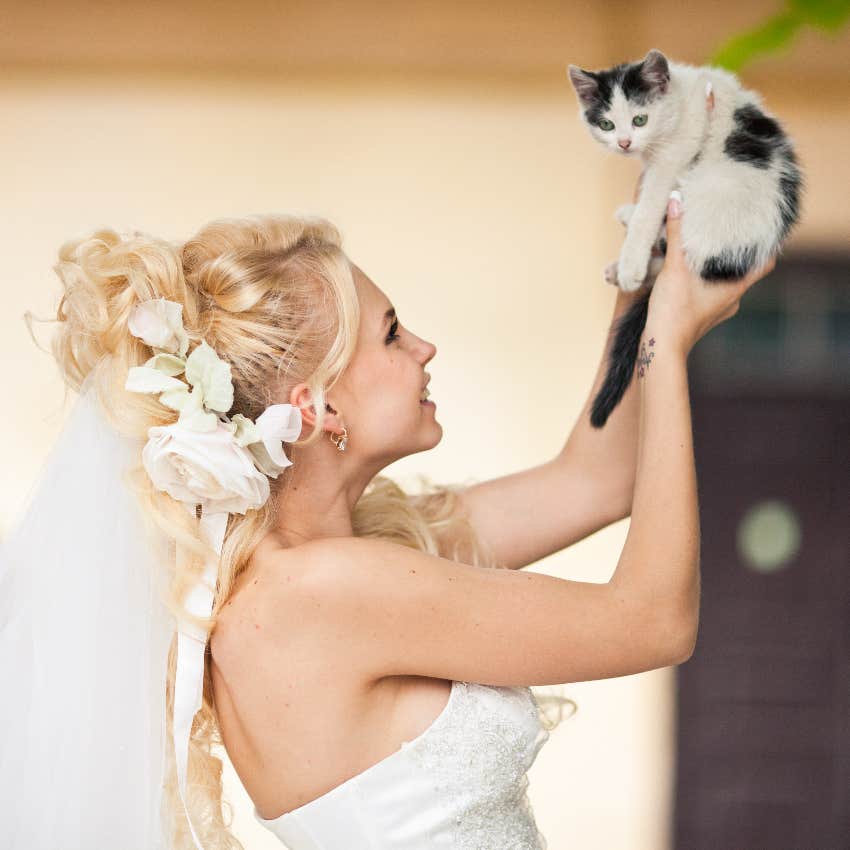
[330,426,349,452]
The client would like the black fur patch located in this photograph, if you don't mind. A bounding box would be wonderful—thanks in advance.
[701,245,758,280]
[725,133,772,168]
[724,104,786,170]
[585,98,609,126]
[778,148,802,240]
[734,104,783,139]
[621,64,656,104]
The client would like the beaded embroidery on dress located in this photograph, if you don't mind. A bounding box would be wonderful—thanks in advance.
[255,681,555,850]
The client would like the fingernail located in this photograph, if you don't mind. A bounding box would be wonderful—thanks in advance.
[668,190,682,218]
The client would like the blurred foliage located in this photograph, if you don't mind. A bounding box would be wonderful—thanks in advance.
[710,0,850,70]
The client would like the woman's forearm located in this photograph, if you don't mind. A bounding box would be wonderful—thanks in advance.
[610,321,700,637]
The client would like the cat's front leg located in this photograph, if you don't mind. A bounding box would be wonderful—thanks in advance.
[617,236,655,293]
[617,174,679,292]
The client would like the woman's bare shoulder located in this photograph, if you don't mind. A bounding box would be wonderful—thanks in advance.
[211,535,378,708]
[213,536,319,658]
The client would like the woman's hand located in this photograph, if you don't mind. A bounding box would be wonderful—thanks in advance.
[647,192,776,356]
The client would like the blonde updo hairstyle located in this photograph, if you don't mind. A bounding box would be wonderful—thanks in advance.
[34,213,573,848]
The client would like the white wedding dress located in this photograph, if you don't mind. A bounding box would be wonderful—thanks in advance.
[254,680,552,850]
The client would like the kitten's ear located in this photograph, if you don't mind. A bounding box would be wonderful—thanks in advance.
[568,65,599,103]
[640,49,670,94]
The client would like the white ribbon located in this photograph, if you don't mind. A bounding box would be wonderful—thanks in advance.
[173,507,228,850]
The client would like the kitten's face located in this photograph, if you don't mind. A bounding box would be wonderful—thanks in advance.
[568,50,675,156]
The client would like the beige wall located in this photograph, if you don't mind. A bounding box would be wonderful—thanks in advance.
[3,3,847,848]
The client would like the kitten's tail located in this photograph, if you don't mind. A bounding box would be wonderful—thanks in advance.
[590,291,651,429]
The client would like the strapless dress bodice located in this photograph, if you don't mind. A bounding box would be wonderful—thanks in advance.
[254,679,551,849]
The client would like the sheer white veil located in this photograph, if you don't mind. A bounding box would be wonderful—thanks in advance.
[0,370,173,848]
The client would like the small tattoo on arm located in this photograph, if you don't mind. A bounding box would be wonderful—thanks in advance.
[637,338,656,378]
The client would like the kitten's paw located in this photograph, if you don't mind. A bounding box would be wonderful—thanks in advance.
[604,261,620,287]
[617,254,649,293]
[615,204,636,227]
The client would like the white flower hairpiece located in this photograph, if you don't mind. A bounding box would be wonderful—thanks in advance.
[124,297,303,849]
[125,297,302,513]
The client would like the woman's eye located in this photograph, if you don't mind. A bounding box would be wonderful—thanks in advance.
[598,118,615,131]
[386,318,401,344]
[632,114,648,127]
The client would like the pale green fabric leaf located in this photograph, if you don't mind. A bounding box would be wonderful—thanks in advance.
[184,341,234,413]
[176,389,218,432]
[125,366,185,394]
[144,353,186,377]
[179,406,219,432]
[230,414,259,447]
[247,442,284,478]
[159,386,191,412]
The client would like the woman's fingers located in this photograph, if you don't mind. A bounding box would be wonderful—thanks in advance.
[662,191,686,270]
[706,81,715,112]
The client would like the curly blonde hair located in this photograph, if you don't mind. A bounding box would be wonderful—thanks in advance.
[31,213,574,848]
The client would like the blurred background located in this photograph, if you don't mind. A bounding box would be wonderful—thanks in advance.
[2,1,848,848]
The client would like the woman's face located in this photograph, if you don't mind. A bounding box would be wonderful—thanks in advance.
[332,263,441,466]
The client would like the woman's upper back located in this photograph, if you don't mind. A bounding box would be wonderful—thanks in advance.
[209,536,551,847]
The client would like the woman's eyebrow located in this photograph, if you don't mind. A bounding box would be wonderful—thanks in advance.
[382,307,396,326]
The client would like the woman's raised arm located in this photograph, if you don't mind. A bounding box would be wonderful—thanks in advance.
[610,192,774,644]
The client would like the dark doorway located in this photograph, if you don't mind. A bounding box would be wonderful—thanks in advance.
[673,252,850,850]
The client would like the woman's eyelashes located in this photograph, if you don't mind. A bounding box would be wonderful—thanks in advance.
[386,317,401,344]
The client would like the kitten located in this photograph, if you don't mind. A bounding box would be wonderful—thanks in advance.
[568,49,802,428]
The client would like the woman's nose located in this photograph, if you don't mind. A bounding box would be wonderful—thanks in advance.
[419,338,437,364]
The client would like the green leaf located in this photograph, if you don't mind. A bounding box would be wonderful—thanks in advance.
[710,10,803,71]
[789,0,850,31]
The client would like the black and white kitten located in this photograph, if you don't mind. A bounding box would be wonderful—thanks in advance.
[568,49,802,428]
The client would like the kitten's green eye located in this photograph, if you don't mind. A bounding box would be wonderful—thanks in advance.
[598,118,615,131]
[632,114,648,127]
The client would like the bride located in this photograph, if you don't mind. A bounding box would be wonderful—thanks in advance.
[0,196,771,848]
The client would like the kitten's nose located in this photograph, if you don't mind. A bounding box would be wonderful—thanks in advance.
[618,139,631,150]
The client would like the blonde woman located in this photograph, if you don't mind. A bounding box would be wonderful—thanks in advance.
[1,193,771,849]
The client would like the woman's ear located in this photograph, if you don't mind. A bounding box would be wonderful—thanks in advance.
[289,383,342,432]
